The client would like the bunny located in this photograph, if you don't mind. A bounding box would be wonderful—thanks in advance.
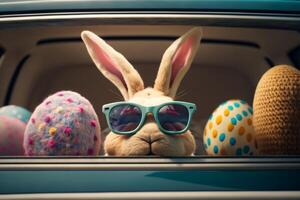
[81,28,202,156]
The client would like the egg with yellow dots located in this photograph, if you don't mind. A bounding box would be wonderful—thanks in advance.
[203,99,257,156]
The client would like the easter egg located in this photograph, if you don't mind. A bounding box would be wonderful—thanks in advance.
[24,91,101,156]
[0,116,26,155]
[0,105,31,124]
[253,65,300,155]
[0,105,30,155]
[203,99,257,156]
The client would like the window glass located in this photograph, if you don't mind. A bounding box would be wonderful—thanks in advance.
[0,25,299,158]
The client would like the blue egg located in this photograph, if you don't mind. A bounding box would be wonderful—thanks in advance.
[236,114,243,121]
[248,107,253,115]
[240,100,247,104]
[228,105,234,111]
[207,138,211,146]
[230,137,236,146]
[213,145,219,154]
[236,148,242,156]
[243,145,250,154]
[231,117,237,125]
[242,110,248,117]
[0,105,31,124]
[234,102,240,108]
[219,133,226,142]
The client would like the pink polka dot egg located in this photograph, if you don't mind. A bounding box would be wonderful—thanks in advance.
[0,105,31,155]
[203,99,257,156]
[24,91,101,156]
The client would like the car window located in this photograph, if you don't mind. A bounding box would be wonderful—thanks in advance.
[0,21,300,158]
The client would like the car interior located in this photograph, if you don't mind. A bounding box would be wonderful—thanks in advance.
[0,25,299,155]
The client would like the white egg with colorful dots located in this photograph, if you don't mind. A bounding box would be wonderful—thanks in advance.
[23,91,101,156]
[203,99,257,156]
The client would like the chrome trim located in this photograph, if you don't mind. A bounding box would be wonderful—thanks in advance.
[1,191,300,200]
[0,13,299,29]
[1,157,300,163]
[1,163,300,170]
[0,158,300,170]
[0,13,299,21]
[1,11,300,17]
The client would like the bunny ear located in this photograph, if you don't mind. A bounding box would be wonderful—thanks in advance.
[154,28,202,98]
[81,31,144,100]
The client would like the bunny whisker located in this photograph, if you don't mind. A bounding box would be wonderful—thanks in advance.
[109,89,123,101]
[176,89,189,99]
[81,27,202,156]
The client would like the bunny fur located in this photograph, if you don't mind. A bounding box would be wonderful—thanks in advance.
[81,28,202,156]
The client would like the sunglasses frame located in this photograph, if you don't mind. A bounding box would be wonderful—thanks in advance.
[102,101,196,136]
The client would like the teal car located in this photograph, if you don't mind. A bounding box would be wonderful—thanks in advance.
[0,0,300,199]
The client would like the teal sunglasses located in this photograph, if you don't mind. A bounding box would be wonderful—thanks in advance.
[102,101,196,135]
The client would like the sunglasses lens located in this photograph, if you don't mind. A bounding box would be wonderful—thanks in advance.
[158,104,189,132]
[109,104,142,133]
